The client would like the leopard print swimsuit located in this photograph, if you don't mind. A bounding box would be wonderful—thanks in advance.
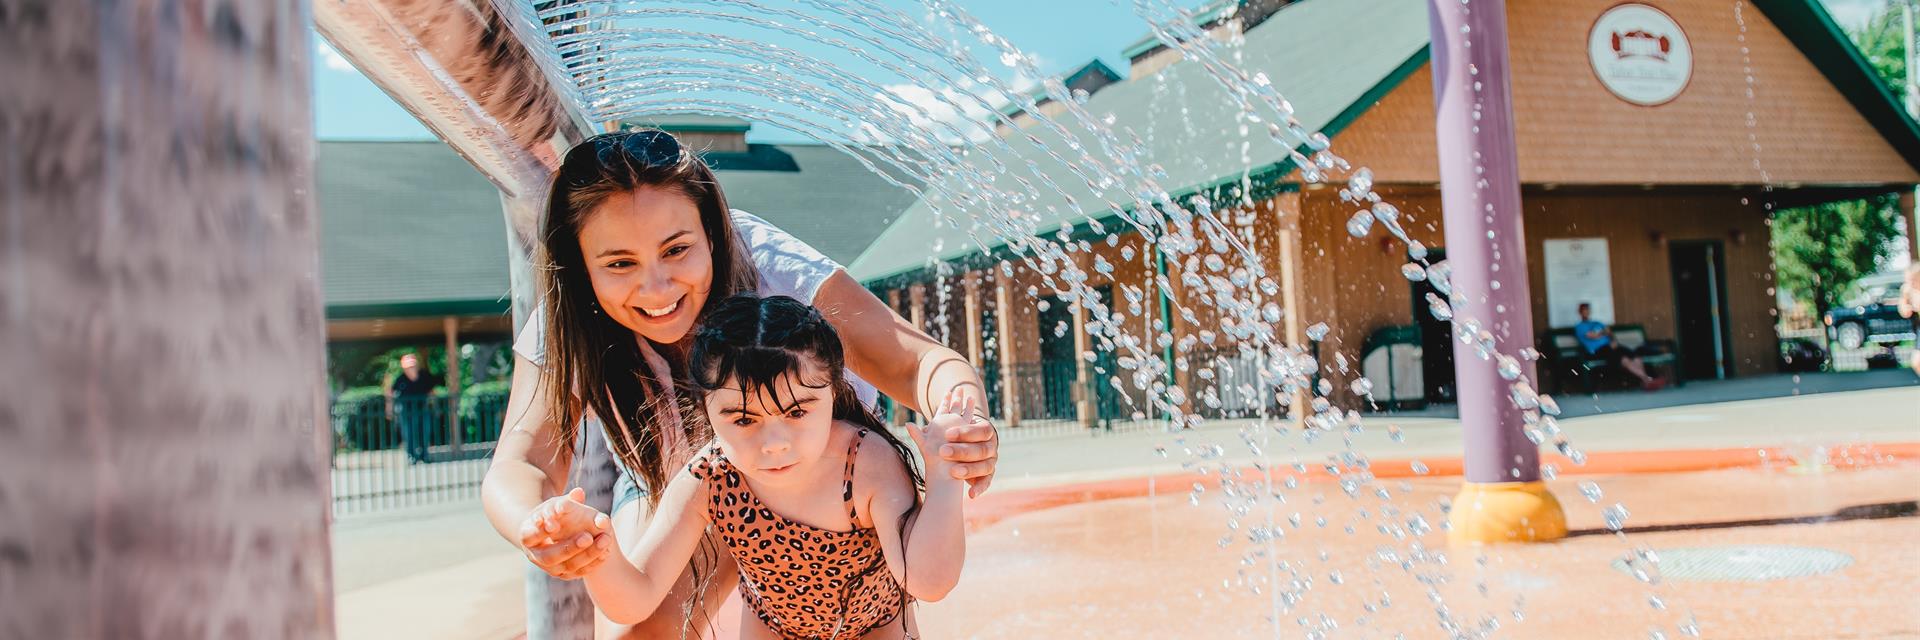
[689,436,906,638]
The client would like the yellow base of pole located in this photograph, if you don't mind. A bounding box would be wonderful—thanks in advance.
[1447,480,1568,544]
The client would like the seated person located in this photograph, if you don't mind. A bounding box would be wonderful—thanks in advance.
[1574,302,1665,391]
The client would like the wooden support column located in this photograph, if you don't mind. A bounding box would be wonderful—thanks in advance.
[1073,295,1095,430]
[886,288,908,425]
[994,279,1022,428]
[908,284,928,335]
[1277,204,1309,425]
[963,272,985,367]
[444,316,463,452]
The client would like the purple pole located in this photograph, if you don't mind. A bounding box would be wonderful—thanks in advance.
[1427,0,1541,485]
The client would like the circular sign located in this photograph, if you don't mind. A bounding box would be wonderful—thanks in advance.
[1588,3,1693,106]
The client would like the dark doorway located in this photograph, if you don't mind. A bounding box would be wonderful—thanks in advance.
[1035,285,1115,421]
[1409,248,1456,403]
[1669,241,1733,380]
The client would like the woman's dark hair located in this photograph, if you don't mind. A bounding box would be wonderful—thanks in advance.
[537,129,762,504]
[689,294,926,627]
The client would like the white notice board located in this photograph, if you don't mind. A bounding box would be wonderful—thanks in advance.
[1543,238,1614,327]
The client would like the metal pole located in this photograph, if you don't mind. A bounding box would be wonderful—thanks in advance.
[1427,0,1566,543]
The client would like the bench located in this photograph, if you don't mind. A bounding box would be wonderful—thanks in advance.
[1541,324,1682,394]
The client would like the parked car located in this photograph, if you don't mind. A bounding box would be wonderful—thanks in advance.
[1824,299,1916,349]
[1777,337,1828,373]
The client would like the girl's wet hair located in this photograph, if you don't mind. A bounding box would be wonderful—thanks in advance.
[535,129,762,508]
[689,294,914,464]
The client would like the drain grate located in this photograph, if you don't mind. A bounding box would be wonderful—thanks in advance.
[1611,546,1854,582]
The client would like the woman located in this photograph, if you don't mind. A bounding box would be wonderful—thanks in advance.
[480,130,999,637]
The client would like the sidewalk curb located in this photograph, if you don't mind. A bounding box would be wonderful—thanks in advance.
[963,441,1920,531]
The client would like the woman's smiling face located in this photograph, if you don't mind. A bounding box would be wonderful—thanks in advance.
[577,186,715,345]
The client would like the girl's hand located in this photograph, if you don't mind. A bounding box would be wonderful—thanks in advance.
[933,387,999,498]
[517,487,617,580]
[910,390,976,482]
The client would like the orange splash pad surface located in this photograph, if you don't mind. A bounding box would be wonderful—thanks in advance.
[922,446,1920,638]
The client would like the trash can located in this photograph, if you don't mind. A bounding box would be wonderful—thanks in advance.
[1362,325,1425,410]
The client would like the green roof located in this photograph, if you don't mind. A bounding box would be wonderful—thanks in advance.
[1121,0,1240,60]
[319,141,513,319]
[320,141,921,319]
[703,144,927,265]
[997,60,1127,117]
[848,0,1432,283]
[849,0,1920,285]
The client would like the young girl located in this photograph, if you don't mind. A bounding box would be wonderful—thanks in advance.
[585,294,969,638]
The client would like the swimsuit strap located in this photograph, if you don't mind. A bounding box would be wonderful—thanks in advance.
[842,434,864,523]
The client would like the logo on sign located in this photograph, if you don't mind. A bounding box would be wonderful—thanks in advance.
[1588,4,1692,106]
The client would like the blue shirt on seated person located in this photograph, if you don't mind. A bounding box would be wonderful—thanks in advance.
[1574,303,1611,354]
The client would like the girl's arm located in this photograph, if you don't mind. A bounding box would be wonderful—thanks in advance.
[815,271,1000,496]
[869,403,972,601]
[583,465,713,624]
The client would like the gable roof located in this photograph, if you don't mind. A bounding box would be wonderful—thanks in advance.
[320,140,921,319]
[997,59,1127,118]
[1752,0,1920,172]
[320,141,513,319]
[849,0,1433,283]
[849,0,1920,285]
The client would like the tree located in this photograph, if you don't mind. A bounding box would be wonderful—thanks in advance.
[1846,2,1907,94]
[1772,194,1902,336]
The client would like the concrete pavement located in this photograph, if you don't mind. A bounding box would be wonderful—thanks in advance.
[330,377,1920,639]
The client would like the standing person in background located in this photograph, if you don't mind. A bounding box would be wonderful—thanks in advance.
[388,352,438,464]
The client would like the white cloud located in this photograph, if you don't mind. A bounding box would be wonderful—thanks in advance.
[867,83,998,145]
[316,39,355,73]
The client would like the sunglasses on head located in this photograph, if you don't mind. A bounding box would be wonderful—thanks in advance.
[559,129,685,187]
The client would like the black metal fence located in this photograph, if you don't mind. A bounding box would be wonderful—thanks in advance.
[330,390,510,515]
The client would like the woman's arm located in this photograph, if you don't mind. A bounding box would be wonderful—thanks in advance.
[481,354,614,578]
[583,467,713,624]
[815,271,1001,496]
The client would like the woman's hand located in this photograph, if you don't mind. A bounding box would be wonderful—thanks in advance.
[929,388,999,498]
[518,487,617,580]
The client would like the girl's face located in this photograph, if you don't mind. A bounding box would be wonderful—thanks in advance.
[704,364,838,486]
[577,186,715,346]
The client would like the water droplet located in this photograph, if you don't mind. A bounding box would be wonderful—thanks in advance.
[1388,425,1405,442]
[1410,460,1429,475]
[1349,167,1374,195]
[1538,394,1561,416]
[1205,255,1227,272]
[1262,303,1283,323]
[1401,262,1428,282]
[1602,503,1631,531]
[1648,595,1667,611]
[1407,240,1429,260]
[1053,321,1068,337]
[1541,464,1558,479]
[1306,323,1330,341]
[1037,299,1051,312]
[1347,210,1376,237]
[1579,481,1602,502]
[1350,377,1373,396]
[1495,355,1522,380]
[1372,202,1400,222]
[1509,382,1539,410]
[1427,261,1453,295]
[1426,293,1454,321]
